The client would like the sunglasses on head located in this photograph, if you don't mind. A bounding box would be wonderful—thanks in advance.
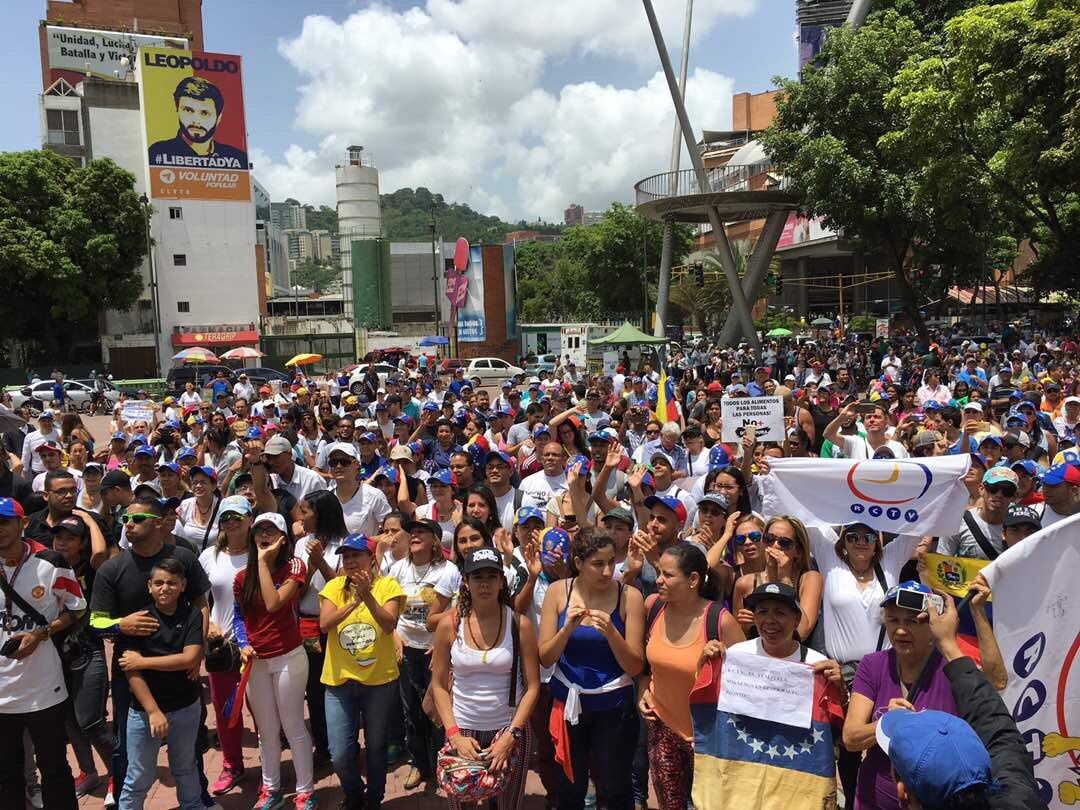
[845,530,876,545]
[763,533,795,549]
[219,513,247,524]
[984,483,1017,497]
[733,530,762,545]
[119,512,159,525]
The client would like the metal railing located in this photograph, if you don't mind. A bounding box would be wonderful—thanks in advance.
[634,160,789,205]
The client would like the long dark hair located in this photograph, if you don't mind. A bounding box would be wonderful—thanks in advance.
[662,542,720,600]
[453,516,493,565]
[464,483,500,535]
[705,465,752,516]
[455,562,512,636]
[303,489,347,544]
[241,524,294,611]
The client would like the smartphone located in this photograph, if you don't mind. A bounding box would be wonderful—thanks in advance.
[895,588,944,615]
[855,402,880,415]
[911,414,925,423]
[0,637,20,658]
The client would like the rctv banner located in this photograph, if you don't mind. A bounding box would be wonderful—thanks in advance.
[758,455,971,536]
[138,47,250,202]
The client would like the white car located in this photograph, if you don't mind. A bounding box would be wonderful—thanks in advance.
[347,363,402,396]
[11,379,120,414]
[464,358,524,387]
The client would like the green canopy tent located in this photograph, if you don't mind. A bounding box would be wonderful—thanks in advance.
[811,317,833,328]
[765,327,793,337]
[587,321,669,346]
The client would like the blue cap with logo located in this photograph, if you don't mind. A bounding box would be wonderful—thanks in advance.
[540,527,571,565]
[709,445,731,471]
[176,447,197,461]
[516,506,545,526]
[880,580,931,607]
[341,533,375,554]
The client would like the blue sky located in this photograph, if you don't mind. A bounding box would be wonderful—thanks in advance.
[11,1,797,220]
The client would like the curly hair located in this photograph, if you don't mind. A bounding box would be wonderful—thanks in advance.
[569,527,616,575]
[455,567,512,637]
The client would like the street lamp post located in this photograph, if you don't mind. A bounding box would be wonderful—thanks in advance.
[430,204,442,339]
[139,194,162,376]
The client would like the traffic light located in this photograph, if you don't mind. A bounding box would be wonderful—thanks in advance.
[775,270,783,295]
[693,262,704,288]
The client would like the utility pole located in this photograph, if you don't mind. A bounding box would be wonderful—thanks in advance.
[139,194,161,376]
[430,204,442,338]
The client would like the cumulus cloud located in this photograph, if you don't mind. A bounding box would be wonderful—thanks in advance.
[252,0,749,220]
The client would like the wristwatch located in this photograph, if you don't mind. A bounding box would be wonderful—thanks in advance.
[509,726,524,742]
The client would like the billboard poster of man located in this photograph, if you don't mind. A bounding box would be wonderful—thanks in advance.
[138,47,251,202]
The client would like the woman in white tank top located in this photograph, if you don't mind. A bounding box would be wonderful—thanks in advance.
[430,547,541,810]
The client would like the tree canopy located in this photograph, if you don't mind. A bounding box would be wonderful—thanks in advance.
[290,260,340,293]
[0,150,146,357]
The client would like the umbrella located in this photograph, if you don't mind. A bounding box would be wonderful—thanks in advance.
[220,347,264,360]
[284,353,323,367]
[811,317,833,328]
[173,347,220,364]
[0,404,26,434]
[765,327,793,337]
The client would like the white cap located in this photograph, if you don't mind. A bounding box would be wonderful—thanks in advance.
[252,512,287,533]
[1064,396,1080,407]
[263,435,293,455]
[963,402,983,413]
[326,441,359,459]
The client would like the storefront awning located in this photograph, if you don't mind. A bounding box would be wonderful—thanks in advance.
[171,329,259,348]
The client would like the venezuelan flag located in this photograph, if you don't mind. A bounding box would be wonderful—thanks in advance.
[924,552,992,662]
[692,673,844,810]
[655,363,679,425]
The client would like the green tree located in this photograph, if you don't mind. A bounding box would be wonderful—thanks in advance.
[761,10,1016,341]
[0,150,146,357]
[304,204,338,233]
[290,261,340,293]
[888,0,1080,293]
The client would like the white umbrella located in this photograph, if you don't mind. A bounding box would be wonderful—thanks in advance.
[220,347,265,360]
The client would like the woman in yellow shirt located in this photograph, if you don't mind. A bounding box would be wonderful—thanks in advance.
[319,533,405,810]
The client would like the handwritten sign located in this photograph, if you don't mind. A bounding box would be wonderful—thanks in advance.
[721,395,784,443]
[717,649,814,729]
[121,401,154,424]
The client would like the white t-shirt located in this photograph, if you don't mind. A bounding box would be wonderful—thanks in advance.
[518,470,567,511]
[390,557,458,650]
[272,464,329,501]
[294,536,343,616]
[493,488,519,531]
[1038,503,1070,529]
[840,434,909,460]
[331,482,391,537]
[728,637,827,665]
[810,530,921,663]
[197,545,247,637]
[174,496,220,552]
[179,391,202,408]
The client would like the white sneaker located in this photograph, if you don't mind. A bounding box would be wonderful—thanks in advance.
[25,782,44,809]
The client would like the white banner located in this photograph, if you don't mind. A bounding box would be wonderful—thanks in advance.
[45,25,187,81]
[983,514,1080,809]
[721,396,784,443]
[758,456,971,536]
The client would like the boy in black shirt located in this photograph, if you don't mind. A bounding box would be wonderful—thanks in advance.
[115,557,204,809]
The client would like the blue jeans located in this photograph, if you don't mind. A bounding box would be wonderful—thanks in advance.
[325,679,399,807]
[120,701,202,810]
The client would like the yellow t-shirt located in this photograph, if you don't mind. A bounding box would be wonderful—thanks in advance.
[319,574,405,687]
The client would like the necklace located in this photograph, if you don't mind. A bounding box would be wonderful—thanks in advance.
[468,608,505,665]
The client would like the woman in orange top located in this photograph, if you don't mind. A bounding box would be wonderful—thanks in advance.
[638,544,744,810]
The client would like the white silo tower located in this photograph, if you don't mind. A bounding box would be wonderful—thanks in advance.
[336,146,383,325]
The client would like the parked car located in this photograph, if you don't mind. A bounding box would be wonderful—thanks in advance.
[236,366,291,389]
[523,353,558,377]
[439,357,466,374]
[464,358,524,388]
[165,365,236,393]
[347,363,401,396]
[11,379,120,414]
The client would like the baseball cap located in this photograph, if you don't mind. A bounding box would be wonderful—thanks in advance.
[341,533,375,554]
[698,493,730,512]
[252,512,287,533]
[540,527,571,565]
[875,710,992,807]
[1003,504,1042,530]
[99,470,131,490]
[744,582,801,613]
[50,515,88,537]
[326,441,359,459]
[462,546,503,576]
[484,450,513,467]
[35,441,62,455]
[217,495,253,521]
[977,434,1003,448]
[1064,396,1080,407]
[1003,430,1030,449]
[515,506,545,526]
[190,465,218,483]
[372,465,399,484]
[881,580,932,608]
[708,445,731,471]
[405,518,442,538]
[245,426,264,440]
[533,424,552,439]
[111,431,127,442]
[1009,459,1038,477]
[566,454,591,475]
[962,402,983,414]
[912,430,940,449]
[176,447,197,461]
[643,495,688,525]
[430,469,456,488]
[394,415,415,427]
[156,461,180,474]
[601,506,635,528]
[263,435,293,456]
[132,444,155,458]
[982,467,1018,488]
[1041,462,1080,486]
[0,498,23,519]
[388,445,414,462]
[422,401,440,412]
[922,400,942,412]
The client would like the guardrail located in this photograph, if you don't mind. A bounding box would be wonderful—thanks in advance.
[634,160,789,205]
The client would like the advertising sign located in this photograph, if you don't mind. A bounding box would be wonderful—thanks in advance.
[875,318,890,339]
[138,47,250,202]
[776,213,837,250]
[456,244,486,342]
[721,396,785,443]
[45,25,187,82]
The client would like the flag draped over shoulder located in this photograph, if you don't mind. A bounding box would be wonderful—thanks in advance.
[655,363,679,424]
[759,456,970,536]
[983,514,1080,810]
[692,671,844,810]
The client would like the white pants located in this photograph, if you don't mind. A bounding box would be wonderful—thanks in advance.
[245,645,313,794]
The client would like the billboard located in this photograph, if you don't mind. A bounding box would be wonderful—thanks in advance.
[776,212,837,250]
[138,47,250,202]
[457,244,487,342]
[44,25,187,83]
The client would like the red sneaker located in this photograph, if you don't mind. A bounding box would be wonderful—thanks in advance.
[74,771,100,796]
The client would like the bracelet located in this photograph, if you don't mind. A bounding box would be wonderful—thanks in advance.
[445,725,461,738]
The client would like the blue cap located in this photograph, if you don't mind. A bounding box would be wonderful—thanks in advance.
[246,426,263,440]
[566,454,591,475]
[588,431,612,444]
[484,450,513,467]
[977,434,1002,447]
[540,527,571,565]
[709,445,731,471]
[217,495,253,520]
[516,506,545,525]
[176,447,197,461]
[1015,400,1036,412]
[394,415,414,427]
[373,465,399,484]
[358,431,378,443]
[643,495,688,524]
[133,444,155,458]
[374,403,387,411]
[111,431,127,441]
[430,468,455,487]
[156,461,180,474]
[922,400,942,411]
[495,406,513,417]
[190,465,218,482]
[164,419,181,430]
[501,381,513,389]
[422,401,439,412]
[1041,462,1080,486]
[968,452,987,468]
[1005,413,1027,427]
[1010,459,1039,477]
[0,498,25,519]
[875,710,992,806]
[533,424,552,439]
[341,533,375,554]
[881,580,931,607]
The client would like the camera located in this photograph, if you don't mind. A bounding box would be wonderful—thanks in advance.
[895,587,944,615]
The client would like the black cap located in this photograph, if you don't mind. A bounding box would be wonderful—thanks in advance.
[50,515,88,538]
[744,582,801,613]
[99,470,131,491]
[1003,504,1042,530]
[405,518,443,539]
[462,546,503,575]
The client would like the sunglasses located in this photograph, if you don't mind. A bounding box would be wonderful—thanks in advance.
[119,512,159,525]
[328,457,354,468]
[645,429,660,436]
[733,530,762,545]
[219,513,248,524]
[845,530,877,545]
[984,483,1018,497]
[763,533,795,550]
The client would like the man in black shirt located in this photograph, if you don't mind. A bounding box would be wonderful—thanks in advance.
[24,472,110,565]
[89,495,210,798]
[115,557,204,809]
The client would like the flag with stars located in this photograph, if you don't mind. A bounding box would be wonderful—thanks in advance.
[691,671,845,810]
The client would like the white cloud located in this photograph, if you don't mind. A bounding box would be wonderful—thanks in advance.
[252,0,749,220]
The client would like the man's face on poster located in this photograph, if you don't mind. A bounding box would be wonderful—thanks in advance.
[178,95,220,143]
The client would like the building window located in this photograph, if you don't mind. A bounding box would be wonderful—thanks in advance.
[169,207,183,220]
[173,254,187,266]
[46,109,80,146]
[176,301,190,313]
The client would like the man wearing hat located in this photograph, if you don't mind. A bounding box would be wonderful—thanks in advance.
[1053,395,1080,444]
[1037,462,1080,528]
[938,468,1018,560]
[21,411,60,476]
[232,373,254,402]
[263,435,327,501]
[1002,504,1042,549]
[129,444,161,494]
[638,495,687,570]
[30,440,83,494]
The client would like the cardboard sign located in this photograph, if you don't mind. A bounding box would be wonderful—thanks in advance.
[721,396,784,442]
[717,649,815,729]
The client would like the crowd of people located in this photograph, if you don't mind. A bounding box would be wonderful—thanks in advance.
[0,320,1070,810]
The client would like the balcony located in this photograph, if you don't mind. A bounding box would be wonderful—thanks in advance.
[634,160,798,224]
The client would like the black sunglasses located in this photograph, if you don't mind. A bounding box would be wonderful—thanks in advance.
[984,483,1017,497]
[763,533,795,550]
[328,457,354,468]
[733,530,762,545]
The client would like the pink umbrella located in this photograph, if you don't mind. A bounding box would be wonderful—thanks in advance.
[220,347,265,360]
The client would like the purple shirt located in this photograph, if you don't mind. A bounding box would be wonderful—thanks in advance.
[851,649,958,810]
